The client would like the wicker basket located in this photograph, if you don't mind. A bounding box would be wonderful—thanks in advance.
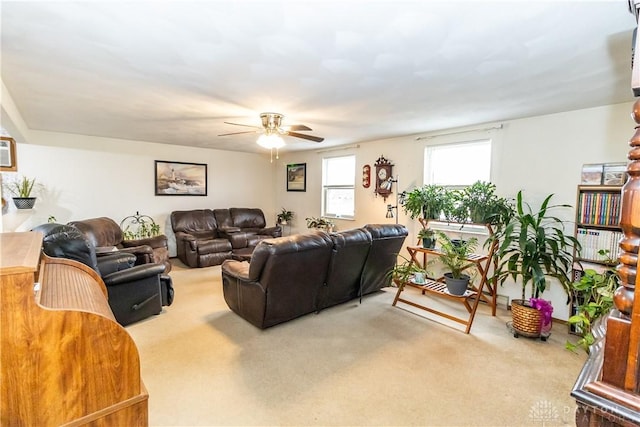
[511,299,542,337]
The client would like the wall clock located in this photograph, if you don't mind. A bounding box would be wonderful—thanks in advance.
[374,155,393,201]
[362,164,371,188]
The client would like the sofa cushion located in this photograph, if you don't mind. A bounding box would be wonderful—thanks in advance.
[68,217,123,248]
[171,209,217,234]
[230,208,266,229]
[320,227,372,309]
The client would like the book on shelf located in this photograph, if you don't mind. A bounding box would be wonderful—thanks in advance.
[577,191,621,226]
[575,227,622,263]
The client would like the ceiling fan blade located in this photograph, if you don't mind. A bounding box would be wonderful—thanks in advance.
[288,124,312,131]
[218,130,259,136]
[223,121,261,129]
[287,131,324,143]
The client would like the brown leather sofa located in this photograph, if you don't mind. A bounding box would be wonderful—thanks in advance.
[68,217,172,273]
[170,208,282,267]
[221,224,408,328]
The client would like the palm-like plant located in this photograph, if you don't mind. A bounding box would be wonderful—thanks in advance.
[490,191,580,300]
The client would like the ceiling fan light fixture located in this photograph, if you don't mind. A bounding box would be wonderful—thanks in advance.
[256,133,285,149]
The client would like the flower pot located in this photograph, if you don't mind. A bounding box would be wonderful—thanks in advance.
[12,197,36,209]
[510,299,543,337]
[444,273,470,296]
[421,237,435,249]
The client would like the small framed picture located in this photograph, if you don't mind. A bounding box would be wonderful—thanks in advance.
[580,163,603,185]
[155,160,207,196]
[602,162,627,186]
[0,136,17,172]
[287,163,306,192]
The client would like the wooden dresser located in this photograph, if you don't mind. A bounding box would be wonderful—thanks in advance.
[0,231,148,426]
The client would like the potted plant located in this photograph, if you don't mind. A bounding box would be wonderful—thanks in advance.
[120,212,162,240]
[305,216,335,231]
[489,190,580,338]
[388,255,431,286]
[566,250,618,354]
[277,208,294,225]
[436,231,478,295]
[4,175,38,209]
[458,180,514,227]
[417,227,436,249]
[400,184,448,220]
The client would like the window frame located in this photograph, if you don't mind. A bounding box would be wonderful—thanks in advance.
[321,155,356,220]
[423,139,492,187]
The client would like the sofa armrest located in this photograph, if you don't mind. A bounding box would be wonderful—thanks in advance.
[221,259,251,280]
[97,253,136,275]
[259,225,282,237]
[102,263,166,286]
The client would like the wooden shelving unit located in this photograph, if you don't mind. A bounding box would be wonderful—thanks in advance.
[392,222,498,334]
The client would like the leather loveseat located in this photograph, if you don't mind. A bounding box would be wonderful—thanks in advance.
[220,224,408,329]
[170,208,282,267]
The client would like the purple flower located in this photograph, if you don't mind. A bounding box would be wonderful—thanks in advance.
[530,298,554,327]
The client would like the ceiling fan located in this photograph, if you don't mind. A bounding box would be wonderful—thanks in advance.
[218,112,325,143]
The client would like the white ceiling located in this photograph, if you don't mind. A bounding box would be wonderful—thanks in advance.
[1,1,637,154]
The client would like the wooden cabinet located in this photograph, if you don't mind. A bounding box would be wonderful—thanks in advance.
[0,232,148,426]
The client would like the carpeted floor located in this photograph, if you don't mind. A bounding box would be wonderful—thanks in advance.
[126,260,587,427]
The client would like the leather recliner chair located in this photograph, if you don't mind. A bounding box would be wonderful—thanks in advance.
[68,217,172,273]
[33,223,174,326]
[170,209,233,267]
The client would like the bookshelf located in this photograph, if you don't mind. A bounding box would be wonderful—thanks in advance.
[574,185,622,266]
[570,185,622,335]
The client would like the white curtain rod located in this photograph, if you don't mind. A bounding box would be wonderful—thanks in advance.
[415,124,503,141]
[316,144,360,154]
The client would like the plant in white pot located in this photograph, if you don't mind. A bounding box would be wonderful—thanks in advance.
[277,208,294,225]
[436,231,478,296]
[4,175,38,209]
[489,190,580,338]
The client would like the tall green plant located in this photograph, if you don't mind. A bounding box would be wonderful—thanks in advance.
[489,191,580,299]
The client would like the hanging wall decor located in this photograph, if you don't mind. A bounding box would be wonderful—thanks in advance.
[374,155,394,201]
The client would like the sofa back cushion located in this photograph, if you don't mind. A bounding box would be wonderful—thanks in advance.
[360,224,408,295]
[230,208,266,229]
[213,209,233,229]
[68,217,123,248]
[320,227,372,309]
[249,231,334,327]
[33,223,100,272]
[171,209,217,234]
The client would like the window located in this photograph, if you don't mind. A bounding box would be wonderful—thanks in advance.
[322,155,355,219]
[424,139,491,186]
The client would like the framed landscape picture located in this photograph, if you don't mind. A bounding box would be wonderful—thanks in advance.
[155,160,207,196]
[287,163,306,192]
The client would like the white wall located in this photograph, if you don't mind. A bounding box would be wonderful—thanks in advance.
[275,102,633,320]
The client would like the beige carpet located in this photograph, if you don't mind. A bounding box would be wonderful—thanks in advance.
[126,260,587,427]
